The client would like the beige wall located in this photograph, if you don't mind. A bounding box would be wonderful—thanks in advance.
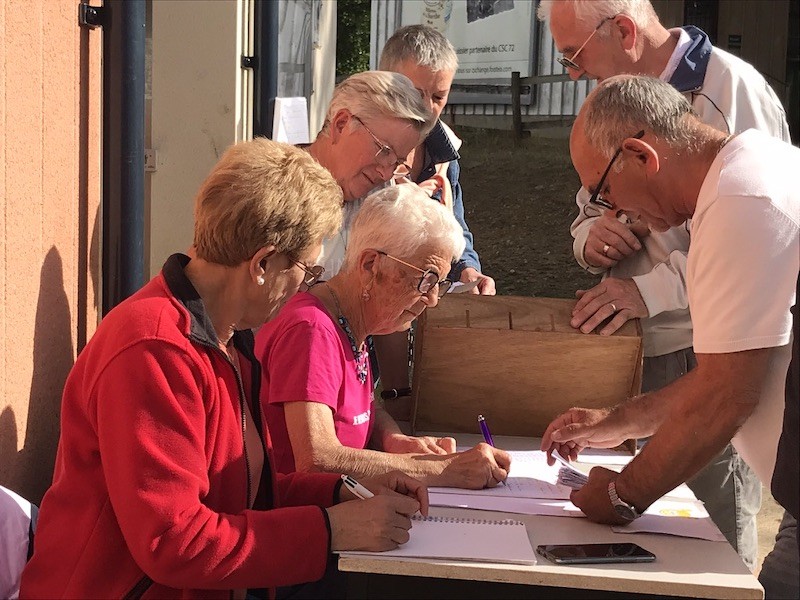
[310,0,337,137]
[0,0,102,504]
[149,0,245,276]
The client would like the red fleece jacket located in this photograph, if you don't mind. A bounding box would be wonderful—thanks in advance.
[21,257,341,599]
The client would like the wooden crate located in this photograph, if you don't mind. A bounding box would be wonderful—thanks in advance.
[411,295,643,444]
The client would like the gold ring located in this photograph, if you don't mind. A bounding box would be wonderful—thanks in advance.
[610,303,618,313]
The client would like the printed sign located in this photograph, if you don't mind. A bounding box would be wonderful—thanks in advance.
[401,0,535,81]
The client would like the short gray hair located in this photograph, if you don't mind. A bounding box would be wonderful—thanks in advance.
[379,24,458,73]
[322,71,433,138]
[343,185,465,272]
[582,75,700,158]
[537,0,657,32]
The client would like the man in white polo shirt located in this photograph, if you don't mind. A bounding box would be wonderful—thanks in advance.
[543,74,798,593]
[538,0,791,571]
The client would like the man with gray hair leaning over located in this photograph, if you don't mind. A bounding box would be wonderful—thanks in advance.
[309,70,434,276]
[542,75,799,596]
[538,0,790,574]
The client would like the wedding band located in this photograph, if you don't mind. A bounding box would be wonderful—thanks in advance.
[602,244,610,256]
[610,303,618,313]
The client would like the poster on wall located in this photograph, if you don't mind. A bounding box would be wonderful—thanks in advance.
[400,0,536,87]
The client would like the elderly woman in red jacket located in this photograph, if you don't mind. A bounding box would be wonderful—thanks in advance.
[21,139,426,599]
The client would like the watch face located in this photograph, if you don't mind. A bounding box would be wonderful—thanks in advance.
[613,503,637,521]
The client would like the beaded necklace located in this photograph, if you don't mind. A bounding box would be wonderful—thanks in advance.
[325,283,369,385]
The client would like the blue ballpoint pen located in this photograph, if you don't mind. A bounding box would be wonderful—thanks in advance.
[477,415,506,485]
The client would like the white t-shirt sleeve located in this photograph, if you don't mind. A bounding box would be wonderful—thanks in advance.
[689,194,798,354]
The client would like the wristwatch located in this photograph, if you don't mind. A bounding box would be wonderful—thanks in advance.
[608,480,642,521]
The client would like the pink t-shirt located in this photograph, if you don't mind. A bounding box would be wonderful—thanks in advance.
[255,292,374,474]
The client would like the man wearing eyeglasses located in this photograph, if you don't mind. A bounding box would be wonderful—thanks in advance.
[305,71,434,279]
[538,0,790,572]
[543,74,798,593]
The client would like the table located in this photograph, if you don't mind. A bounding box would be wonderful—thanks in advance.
[338,434,763,599]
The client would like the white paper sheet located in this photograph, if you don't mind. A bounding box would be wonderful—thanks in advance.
[613,499,727,541]
[429,492,583,517]
[272,97,310,144]
[430,492,724,541]
[574,448,637,465]
[430,450,573,499]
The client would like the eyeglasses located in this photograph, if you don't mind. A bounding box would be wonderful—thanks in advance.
[290,258,325,287]
[588,130,646,211]
[557,15,616,71]
[376,250,452,297]
[352,115,412,177]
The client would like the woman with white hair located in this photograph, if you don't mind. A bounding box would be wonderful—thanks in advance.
[255,185,511,488]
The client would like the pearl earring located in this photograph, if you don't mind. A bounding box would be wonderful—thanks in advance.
[361,289,370,301]
[257,277,265,286]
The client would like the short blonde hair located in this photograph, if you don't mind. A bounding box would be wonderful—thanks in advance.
[193,138,343,266]
[343,185,465,272]
[322,71,434,138]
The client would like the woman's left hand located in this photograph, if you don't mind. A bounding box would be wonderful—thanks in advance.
[352,471,430,517]
[383,433,456,455]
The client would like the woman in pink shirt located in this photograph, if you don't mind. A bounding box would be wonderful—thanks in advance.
[256,185,510,488]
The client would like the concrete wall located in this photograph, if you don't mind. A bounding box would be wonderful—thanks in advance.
[0,0,102,504]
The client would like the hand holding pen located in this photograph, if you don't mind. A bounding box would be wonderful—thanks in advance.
[325,471,431,552]
[341,474,374,499]
[478,414,495,447]
[339,471,429,516]
[478,415,511,485]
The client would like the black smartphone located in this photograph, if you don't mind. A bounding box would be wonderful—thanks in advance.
[536,543,656,565]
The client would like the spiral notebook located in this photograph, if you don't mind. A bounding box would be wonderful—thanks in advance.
[340,514,536,564]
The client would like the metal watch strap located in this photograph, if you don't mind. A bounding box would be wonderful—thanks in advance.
[608,480,641,521]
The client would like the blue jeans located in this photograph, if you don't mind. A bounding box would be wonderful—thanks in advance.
[643,348,761,570]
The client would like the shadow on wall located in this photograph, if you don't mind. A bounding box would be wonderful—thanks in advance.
[0,247,74,505]
[0,26,101,506]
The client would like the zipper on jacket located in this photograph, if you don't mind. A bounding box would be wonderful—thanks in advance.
[227,346,253,508]
[202,340,252,508]
[123,575,153,600]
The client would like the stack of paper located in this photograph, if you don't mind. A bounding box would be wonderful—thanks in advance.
[426,449,728,542]
[557,465,589,490]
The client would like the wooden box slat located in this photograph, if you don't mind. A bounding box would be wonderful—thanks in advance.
[411,295,643,444]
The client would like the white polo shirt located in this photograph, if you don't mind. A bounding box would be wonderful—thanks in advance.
[689,129,800,484]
